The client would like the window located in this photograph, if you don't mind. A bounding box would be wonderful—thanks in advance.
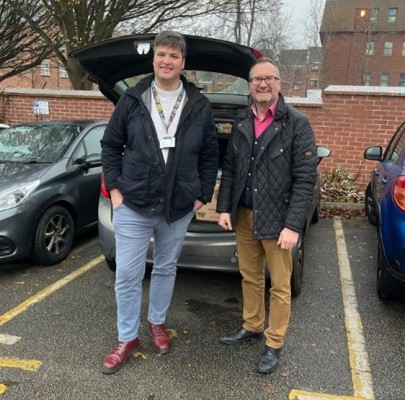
[366,42,376,56]
[310,80,318,88]
[311,65,320,72]
[380,73,389,86]
[40,60,50,76]
[370,8,379,22]
[402,42,405,56]
[399,74,405,87]
[386,128,405,164]
[59,65,68,78]
[363,73,372,86]
[388,8,398,23]
[384,42,393,56]
[293,83,302,91]
[74,125,105,160]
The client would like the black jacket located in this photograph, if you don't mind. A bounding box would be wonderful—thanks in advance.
[101,74,218,223]
[216,94,317,239]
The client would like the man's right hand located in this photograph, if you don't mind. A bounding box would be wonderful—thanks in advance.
[110,188,123,209]
[218,213,233,231]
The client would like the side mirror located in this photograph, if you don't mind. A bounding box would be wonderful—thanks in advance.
[316,146,331,158]
[364,146,382,161]
[74,153,101,167]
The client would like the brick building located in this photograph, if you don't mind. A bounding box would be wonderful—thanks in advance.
[1,58,72,90]
[320,0,405,88]
[278,47,322,98]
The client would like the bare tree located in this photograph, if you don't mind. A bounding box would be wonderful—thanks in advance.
[304,0,325,48]
[5,0,234,89]
[206,0,281,46]
[0,0,59,82]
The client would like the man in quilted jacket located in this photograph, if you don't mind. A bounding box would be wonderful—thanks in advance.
[216,57,317,373]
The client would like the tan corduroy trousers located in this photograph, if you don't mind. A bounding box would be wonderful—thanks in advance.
[235,206,293,349]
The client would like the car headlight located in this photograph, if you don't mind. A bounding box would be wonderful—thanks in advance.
[0,180,40,211]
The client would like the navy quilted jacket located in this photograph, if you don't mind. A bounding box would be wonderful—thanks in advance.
[216,94,317,239]
[101,74,218,223]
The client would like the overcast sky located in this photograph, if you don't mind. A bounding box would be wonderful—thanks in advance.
[282,0,325,48]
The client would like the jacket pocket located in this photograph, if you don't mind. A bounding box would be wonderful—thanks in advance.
[172,173,201,212]
[118,168,150,207]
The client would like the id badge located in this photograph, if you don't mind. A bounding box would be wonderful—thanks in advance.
[160,136,175,148]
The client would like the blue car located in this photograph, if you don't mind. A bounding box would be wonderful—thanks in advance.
[364,122,405,300]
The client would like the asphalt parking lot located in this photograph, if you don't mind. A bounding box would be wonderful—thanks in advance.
[0,217,404,400]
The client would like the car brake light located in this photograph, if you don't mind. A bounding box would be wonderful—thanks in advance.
[252,48,264,58]
[393,176,405,212]
[100,173,110,199]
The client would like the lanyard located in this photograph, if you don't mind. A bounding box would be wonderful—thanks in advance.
[151,81,184,134]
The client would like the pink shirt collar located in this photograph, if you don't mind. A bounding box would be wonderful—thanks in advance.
[250,99,279,138]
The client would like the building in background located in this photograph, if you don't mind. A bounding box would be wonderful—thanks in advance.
[278,47,322,97]
[320,0,405,88]
[1,58,71,90]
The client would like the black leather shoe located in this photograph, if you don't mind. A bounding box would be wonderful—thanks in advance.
[256,345,281,373]
[220,327,263,345]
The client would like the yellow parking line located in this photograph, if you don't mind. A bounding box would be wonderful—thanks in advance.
[0,357,42,371]
[289,390,365,399]
[289,217,375,400]
[0,255,104,327]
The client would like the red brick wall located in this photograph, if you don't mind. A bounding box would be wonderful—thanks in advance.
[2,86,405,190]
[0,88,114,124]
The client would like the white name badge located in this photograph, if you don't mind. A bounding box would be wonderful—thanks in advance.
[160,136,175,148]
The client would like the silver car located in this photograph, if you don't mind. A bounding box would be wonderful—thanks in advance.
[70,34,330,296]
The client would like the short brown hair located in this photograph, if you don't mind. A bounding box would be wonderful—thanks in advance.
[249,57,280,79]
[154,31,187,57]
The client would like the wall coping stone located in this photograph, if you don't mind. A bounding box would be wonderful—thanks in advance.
[324,85,405,96]
[2,88,105,99]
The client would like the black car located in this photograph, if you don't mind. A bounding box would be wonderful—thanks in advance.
[0,120,107,265]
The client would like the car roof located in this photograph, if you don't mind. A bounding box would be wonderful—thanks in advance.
[11,120,107,127]
[70,34,263,104]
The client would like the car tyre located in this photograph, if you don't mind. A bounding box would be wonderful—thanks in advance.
[31,206,74,266]
[365,183,377,226]
[311,201,320,224]
[376,243,401,301]
[105,258,116,272]
[291,234,304,297]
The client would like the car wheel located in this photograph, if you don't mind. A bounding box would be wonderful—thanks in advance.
[31,206,74,266]
[105,258,116,272]
[291,234,304,297]
[365,183,377,226]
[376,243,400,301]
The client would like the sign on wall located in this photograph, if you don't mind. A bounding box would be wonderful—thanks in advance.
[33,100,49,115]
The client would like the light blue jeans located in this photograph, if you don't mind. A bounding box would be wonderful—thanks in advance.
[112,203,194,342]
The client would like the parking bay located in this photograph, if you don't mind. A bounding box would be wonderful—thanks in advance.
[0,217,404,400]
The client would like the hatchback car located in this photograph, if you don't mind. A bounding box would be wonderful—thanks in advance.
[70,34,330,296]
[364,122,405,300]
[0,120,106,265]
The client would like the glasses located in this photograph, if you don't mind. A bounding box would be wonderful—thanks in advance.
[249,76,280,85]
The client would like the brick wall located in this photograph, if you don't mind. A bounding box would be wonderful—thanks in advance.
[1,86,405,190]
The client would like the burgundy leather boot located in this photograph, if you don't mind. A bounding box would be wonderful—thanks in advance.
[102,338,140,374]
[149,323,171,354]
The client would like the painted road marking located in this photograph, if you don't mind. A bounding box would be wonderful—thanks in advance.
[289,217,375,400]
[0,255,104,327]
[0,256,104,396]
[0,357,42,371]
[0,334,21,345]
